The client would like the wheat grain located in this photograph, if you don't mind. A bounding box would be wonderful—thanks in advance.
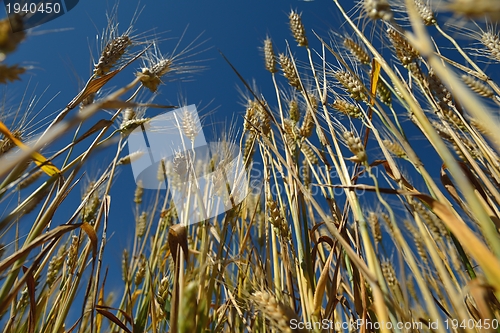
[469,118,492,136]
[94,35,132,77]
[181,109,200,141]
[121,108,136,125]
[481,31,500,62]
[118,151,145,165]
[289,10,308,47]
[46,246,66,288]
[343,131,367,163]
[332,99,362,118]
[263,37,278,73]
[414,0,436,25]
[243,133,256,165]
[134,180,143,205]
[301,142,318,164]
[66,235,79,272]
[381,212,393,235]
[0,14,25,56]
[122,249,130,283]
[134,254,147,285]
[252,290,299,333]
[333,70,366,101]
[407,64,424,88]
[376,79,392,105]
[461,75,494,98]
[428,71,453,107]
[344,37,371,65]
[446,0,500,21]
[387,27,419,66]
[381,261,398,287]
[137,59,172,92]
[363,0,393,21]
[288,99,300,123]
[383,139,406,158]
[157,159,166,182]
[301,159,311,188]
[368,212,382,245]
[279,54,301,90]
[137,212,147,238]
[119,118,150,136]
[405,221,428,263]
[23,186,49,215]
[18,169,43,189]
[299,109,315,137]
[413,201,440,238]
[81,182,101,224]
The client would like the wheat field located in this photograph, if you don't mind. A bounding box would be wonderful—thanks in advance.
[1,0,500,332]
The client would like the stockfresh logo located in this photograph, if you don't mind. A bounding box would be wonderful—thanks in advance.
[4,0,79,32]
[127,105,251,226]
